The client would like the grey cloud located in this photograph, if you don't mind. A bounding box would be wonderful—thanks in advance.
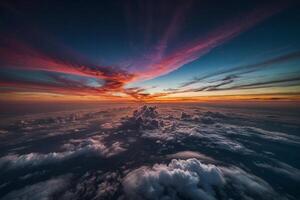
[123,158,225,200]
[120,105,163,130]
[62,171,121,200]
[255,160,300,182]
[0,136,126,170]
[121,106,253,154]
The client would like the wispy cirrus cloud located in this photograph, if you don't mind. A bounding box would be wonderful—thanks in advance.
[155,51,300,96]
[130,2,289,81]
[205,75,300,92]
[181,51,300,88]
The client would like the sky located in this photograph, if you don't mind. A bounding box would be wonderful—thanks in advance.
[0,0,300,102]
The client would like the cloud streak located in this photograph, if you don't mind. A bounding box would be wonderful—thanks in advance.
[150,51,300,99]
[181,51,300,88]
[131,2,289,80]
[0,36,135,96]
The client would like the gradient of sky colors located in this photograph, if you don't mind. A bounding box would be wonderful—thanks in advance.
[0,0,300,102]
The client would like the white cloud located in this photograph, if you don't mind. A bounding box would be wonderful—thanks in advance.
[123,158,225,200]
[166,151,215,163]
[0,152,72,169]
[123,158,280,200]
[119,106,254,154]
[120,105,163,130]
[62,136,126,158]
[0,136,126,169]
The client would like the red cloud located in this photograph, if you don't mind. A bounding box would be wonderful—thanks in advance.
[0,37,135,95]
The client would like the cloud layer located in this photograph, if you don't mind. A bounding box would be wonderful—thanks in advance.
[0,105,299,199]
[0,136,126,170]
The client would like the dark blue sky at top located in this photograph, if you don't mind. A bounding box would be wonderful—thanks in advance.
[3,0,298,63]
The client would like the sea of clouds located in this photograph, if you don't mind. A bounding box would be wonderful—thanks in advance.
[0,105,299,199]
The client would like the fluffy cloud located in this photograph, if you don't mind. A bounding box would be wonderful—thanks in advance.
[0,136,126,170]
[61,171,121,200]
[120,106,163,130]
[94,172,121,199]
[166,151,216,163]
[62,136,126,157]
[123,158,225,200]
[202,111,228,120]
[1,105,298,199]
[120,106,254,154]
[123,158,280,200]
[180,112,199,121]
[132,106,299,156]
[0,152,73,169]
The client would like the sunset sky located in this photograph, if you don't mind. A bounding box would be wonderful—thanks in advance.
[1,0,300,102]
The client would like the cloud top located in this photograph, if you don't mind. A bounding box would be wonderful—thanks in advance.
[123,158,281,200]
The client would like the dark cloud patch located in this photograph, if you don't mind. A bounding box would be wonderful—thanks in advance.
[1,175,70,200]
[63,171,121,200]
